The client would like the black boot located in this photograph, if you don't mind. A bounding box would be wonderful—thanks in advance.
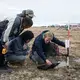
[0,55,12,73]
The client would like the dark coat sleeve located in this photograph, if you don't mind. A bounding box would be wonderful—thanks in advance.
[7,40,14,55]
[33,40,46,62]
[51,36,65,47]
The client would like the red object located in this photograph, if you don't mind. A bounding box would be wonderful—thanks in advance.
[68,30,70,39]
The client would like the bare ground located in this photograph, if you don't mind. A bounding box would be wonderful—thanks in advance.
[0,27,80,80]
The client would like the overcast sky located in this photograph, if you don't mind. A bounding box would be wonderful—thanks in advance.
[0,0,80,26]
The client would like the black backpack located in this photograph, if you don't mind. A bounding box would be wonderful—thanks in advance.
[0,20,9,38]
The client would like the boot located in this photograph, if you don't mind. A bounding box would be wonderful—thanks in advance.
[0,55,12,73]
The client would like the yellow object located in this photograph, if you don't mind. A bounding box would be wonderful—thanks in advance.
[2,48,7,54]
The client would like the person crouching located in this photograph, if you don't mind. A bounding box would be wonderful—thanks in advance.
[30,30,65,69]
[6,30,34,65]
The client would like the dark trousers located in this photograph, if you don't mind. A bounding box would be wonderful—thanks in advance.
[0,41,5,66]
[30,42,59,64]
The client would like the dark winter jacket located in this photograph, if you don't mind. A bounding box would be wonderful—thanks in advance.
[32,30,65,61]
[3,14,33,42]
[6,36,29,57]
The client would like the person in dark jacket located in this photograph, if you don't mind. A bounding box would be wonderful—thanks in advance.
[3,9,35,44]
[0,20,11,72]
[6,30,34,64]
[30,30,65,66]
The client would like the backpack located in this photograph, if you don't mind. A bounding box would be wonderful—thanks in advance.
[0,20,9,38]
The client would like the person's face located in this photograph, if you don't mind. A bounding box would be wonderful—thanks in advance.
[44,36,52,44]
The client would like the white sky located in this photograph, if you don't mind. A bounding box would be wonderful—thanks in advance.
[0,0,80,26]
